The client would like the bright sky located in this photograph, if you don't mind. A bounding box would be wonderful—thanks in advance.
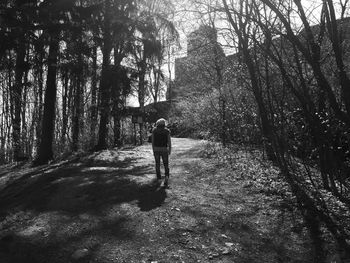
[134,0,349,106]
[174,0,350,58]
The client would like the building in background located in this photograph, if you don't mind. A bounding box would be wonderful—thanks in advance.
[170,25,226,101]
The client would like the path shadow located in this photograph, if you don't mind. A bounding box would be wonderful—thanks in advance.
[0,150,162,217]
[0,150,169,262]
[137,181,167,211]
[0,214,131,263]
[177,201,311,263]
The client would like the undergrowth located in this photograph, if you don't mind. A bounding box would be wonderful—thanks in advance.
[201,141,291,199]
[201,141,350,262]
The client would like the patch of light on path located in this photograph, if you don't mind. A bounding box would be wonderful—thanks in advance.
[126,174,156,184]
[80,167,119,172]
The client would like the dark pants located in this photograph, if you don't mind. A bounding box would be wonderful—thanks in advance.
[154,151,169,179]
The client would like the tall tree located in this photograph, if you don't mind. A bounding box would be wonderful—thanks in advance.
[222,0,276,159]
[132,0,178,144]
[34,0,75,165]
[220,0,350,259]
[0,0,36,161]
[96,0,136,150]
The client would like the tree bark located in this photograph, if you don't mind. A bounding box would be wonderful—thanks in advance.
[12,34,26,161]
[21,53,30,157]
[96,0,112,150]
[61,68,69,147]
[262,0,350,125]
[34,29,60,165]
[90,45,98,149]
[72,60,83,152]
[324,1,350,117]
[34,45,44,152]
[138,56,147,145]
[222,0,276,159]
[113,100,122,147]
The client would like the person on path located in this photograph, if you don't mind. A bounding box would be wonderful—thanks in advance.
[152,118,171,187]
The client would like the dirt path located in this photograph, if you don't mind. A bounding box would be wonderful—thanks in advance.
[0,138,310,263]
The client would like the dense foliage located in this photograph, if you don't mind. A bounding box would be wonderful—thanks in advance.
[2,0,350,261]
[171,0,350,261]
[0,0,177,164]
[171,89,260,144]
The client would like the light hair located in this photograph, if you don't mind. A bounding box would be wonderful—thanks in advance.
[156,118,166,127]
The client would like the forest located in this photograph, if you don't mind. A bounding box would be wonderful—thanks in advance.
[172,1,350,261]
[0,0,178,165]
[1,0,350,262]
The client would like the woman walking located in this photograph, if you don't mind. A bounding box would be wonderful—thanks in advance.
[152,118,172,188]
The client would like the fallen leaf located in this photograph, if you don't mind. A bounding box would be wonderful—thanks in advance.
[72,248,89,260]
[221,248,230,255]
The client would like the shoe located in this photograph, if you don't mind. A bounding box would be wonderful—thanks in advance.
[164,176,169,188]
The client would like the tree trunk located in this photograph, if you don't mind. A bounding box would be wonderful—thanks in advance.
[138,58,147,111]
[0,76,7,163]
[12,35,26,161]
[34,48,44,152]
[96,0,112,151]
[34,29,60,165]
[221,96,227,146]
[72,71,83,152]
[21,56,30,157]
[90,45,98,149]
[222,0,276,160]
[6,57,13,162]
[324,1,350,118]
[113,103,122,147]
[72,27,84,152]
[112,75,122,147]
[61,68,69,147]
[167,45,173,104]
[151,64,161,103]
[138,58,147,145]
